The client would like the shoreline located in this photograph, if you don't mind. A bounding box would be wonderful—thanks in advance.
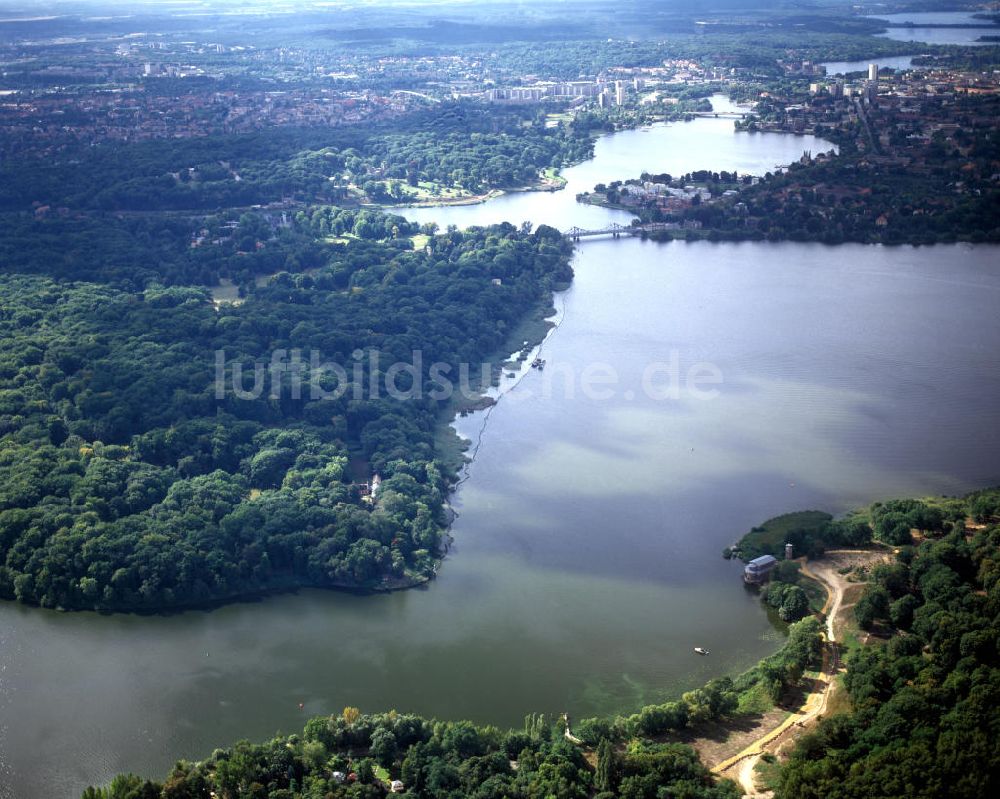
[433,287,567,481]
[579,193,1000,247]
[0,216,570,618]
[81,488,1000,796]
[376,170,570,209]
[8,569,437,617]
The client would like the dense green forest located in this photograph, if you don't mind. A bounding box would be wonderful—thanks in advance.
[774,489,1000,799]
[0,211,574,610]
[81,711,741,799]
[0,204,437,289]
[0,102,594,211]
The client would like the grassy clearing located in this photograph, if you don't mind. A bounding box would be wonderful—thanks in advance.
[346,179,472,204]
[755,755,783,791]
[840,626,864,655]
[837,583,869,656]
[209,277,241,304]
[736,681,774,715]
[544,111,574,127]
[799,573,828,613]
[406,180,470,200]
[737,510,833,560]
[541,166,567,187]
[500,297,559,353]
[823,674,853,718]
[433,422,472,478]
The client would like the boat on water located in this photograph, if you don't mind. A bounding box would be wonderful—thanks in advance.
[694,647,709,656]
[531,357,546,370]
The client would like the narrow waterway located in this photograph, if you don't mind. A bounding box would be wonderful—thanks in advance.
[394,96,834,232]
[2,99,1000,799]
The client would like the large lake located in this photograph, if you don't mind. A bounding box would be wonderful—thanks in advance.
[2,100,1000,799]
[872,12,1000,46]
[821,55,917,76]
[394,95,833,232]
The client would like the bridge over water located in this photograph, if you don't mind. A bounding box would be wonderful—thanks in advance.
[564,223,634,240]
[563,222,678,241]
[690,111,750,119]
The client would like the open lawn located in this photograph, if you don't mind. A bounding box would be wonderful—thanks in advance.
[737,510,833,560]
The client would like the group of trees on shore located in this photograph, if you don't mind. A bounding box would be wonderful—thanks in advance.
[731,492,977,564]
[0,101,594,214]
[606,90,1000,245]
[775,489,1000,798]
[570,615,823,748]
[82,610,824,798]
[0,211,574,611]
[80,539,828,798]
[83,707,739,799]
[82,487,1000,797]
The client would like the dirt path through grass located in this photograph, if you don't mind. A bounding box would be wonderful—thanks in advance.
[710,549,889,796]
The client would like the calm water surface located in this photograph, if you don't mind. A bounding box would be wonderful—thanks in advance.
[393,98,834,232]
[820,55,917,75]
[872,12,999,46]
[2,101,1000,799]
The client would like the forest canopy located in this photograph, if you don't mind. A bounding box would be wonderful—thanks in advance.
[0,212,574,611]
[775,492,1000,799]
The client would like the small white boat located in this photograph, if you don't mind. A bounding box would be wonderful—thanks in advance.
[694,647,709,656]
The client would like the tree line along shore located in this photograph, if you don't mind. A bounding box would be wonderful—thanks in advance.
[84,486,1000,798]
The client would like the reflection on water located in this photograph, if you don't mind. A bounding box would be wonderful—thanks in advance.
[391,96,836,232]
[871,12,999,46]
[820,55,917,75]
[2,109,999,799]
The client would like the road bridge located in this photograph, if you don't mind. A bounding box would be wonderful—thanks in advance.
[563,222,679,241]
